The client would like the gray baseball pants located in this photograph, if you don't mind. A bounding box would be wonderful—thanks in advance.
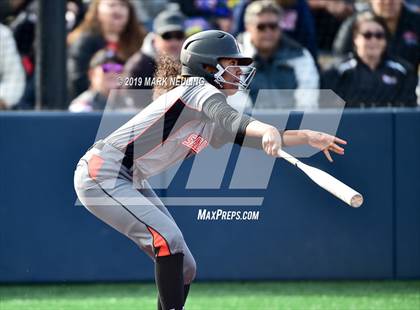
[73,144,196,284]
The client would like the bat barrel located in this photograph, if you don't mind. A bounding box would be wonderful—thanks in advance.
[278,149,364,208]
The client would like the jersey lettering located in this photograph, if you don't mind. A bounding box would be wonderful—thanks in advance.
[182,134,209,154]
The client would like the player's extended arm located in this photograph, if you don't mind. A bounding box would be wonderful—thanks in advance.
[245,121,347,162]
[245,121,308,145]
[202,95,346,161]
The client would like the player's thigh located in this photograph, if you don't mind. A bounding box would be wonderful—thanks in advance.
[139,179,176,222]
[76,173,186,255]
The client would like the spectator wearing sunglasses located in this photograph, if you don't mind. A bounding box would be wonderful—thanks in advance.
[333,0,420,71]
[69,49,128,112]
[123,9,185,97]
[238,0,319,109]
[233,0,318,58]
[322,12,418,107]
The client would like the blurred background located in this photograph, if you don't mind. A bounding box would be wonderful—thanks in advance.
[0,0,419,111]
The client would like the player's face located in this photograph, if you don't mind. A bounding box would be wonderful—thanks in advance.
[219,58,242,96]
[370,0,403,19]
[246,13,281,53]
[97,0,129,35]
[354,21,386,61]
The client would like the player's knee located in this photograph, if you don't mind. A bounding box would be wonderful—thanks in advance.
[184,257,197,284]
[146,225,185,257]
[165,230,185,255]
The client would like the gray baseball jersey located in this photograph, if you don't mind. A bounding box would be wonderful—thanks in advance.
[104,77,223,180]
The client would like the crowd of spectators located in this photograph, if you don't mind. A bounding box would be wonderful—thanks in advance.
[123,7,186,105]
[0,0,419,111]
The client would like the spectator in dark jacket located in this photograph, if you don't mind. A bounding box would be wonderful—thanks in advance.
[67,0,145,101]
[333,0,420,70]
[239,0,319,109]
[322,12,418,107]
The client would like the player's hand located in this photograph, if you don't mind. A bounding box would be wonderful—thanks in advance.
[262,127,282,157]
[305,130,347,162]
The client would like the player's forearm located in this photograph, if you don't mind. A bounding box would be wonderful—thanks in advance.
[245,121,309,147]
[282,130,310,147]
[245,120,278,137]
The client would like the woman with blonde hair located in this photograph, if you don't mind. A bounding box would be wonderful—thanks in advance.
[67,0,145,100]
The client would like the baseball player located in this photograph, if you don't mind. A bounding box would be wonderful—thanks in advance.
[74,30,346,310]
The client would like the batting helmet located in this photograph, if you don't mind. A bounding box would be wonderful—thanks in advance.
[180,30,255,89]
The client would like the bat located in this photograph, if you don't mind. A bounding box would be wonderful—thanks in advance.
[278,149,363,208]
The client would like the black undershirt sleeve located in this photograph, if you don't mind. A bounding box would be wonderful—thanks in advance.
[202,94,263,149]
[202,94,255,137]
[202,93,285,149]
